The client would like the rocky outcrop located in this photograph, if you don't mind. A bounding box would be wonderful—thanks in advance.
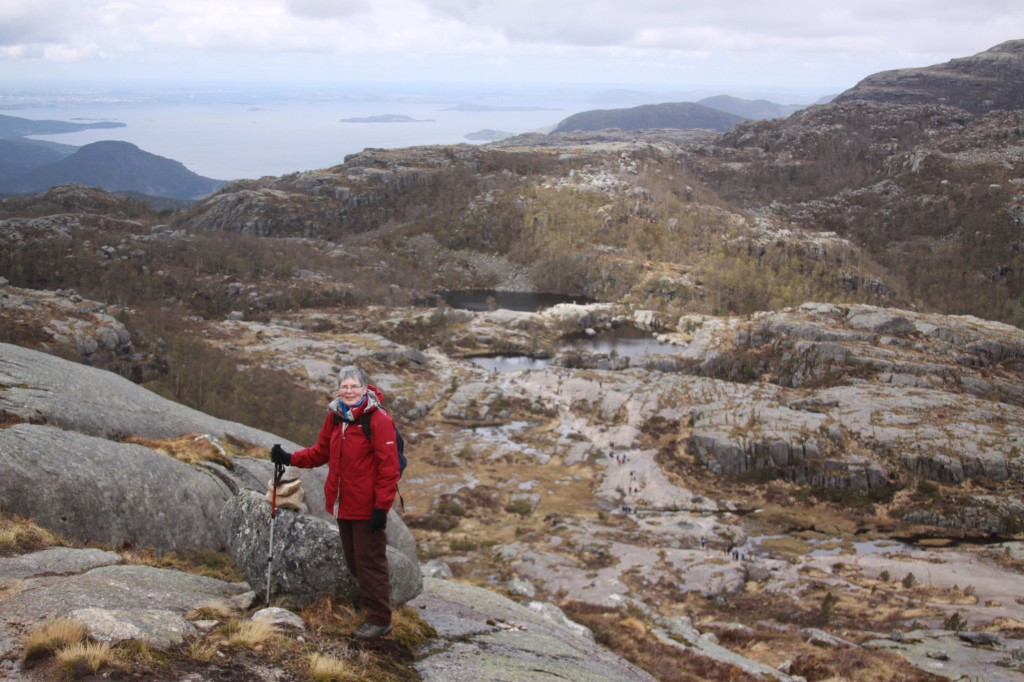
[0,424,231,552]
[0,341,295,445]
[698,64,1024,331]
[688,379,1024,491]
[0,342,421,558]
[184,145,489,239]
[0,286,136,371]
[0,546,649,681]
[835,40,1024,114]
[673,304,1024,530]
[220,491,422,607]
[410,577,657,682]
[0,549,250,654]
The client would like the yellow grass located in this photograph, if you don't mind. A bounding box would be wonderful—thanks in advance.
[186,640,219,663]
[298,596,359,636]
[125,433,234,468]
[0,513,63,554]
[391,606,438,649]
[224,619,280,648]
[120,547,245,582]
[187,603,234,621]
[21,617,86,662]
[55,641,111,676]
[307,651,399,682]
[111,639,163,669]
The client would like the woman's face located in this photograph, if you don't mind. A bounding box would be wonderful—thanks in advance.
[336,378,367,407]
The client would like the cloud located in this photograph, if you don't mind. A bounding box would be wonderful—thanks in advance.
[0,0,83,46]
[285,0,371,19]
[1,0,1023,89]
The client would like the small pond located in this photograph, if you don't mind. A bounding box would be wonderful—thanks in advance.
[428,289,679,372]
[563,326,676,358]
[416,289,596,312]
[471,355,553,372]
[470,327,679,372]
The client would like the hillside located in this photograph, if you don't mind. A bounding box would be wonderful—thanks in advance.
[551,101,746,133]
[0,137,77,183]
[835,39,1024,113]
[1,140,226,200]
[698,94,804,119]
[693,64,1024,324]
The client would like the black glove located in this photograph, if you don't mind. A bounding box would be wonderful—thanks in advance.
[369,508,388,532]
[270,444,292,466]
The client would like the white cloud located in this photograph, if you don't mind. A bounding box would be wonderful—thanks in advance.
[285,0,371,20]
[1,0,1022,89]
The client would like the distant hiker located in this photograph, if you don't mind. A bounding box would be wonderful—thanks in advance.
[270,365,401,640]
[700,536,707,551]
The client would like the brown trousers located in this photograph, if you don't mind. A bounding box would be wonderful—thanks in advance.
[337,519,391,625]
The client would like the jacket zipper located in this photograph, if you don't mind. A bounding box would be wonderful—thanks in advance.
[332,422,348,516]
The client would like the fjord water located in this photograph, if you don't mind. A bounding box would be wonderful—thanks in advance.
[2,88,589,181]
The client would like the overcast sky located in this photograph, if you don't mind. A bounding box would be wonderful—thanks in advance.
[2,0,1022,95]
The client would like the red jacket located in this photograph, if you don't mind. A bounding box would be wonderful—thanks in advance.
[289,385,401,520]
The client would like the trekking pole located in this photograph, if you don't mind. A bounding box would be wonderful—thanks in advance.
[265,461,285,607]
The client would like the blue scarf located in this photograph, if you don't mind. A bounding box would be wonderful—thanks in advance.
[329,394,367,422]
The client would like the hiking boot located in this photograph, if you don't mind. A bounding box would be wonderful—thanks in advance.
[352,621,392,639]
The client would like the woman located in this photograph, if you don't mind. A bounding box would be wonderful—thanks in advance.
[271,365,401,639]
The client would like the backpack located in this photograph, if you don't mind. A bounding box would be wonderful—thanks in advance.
[360,412,407,477]
[359,412,407,511]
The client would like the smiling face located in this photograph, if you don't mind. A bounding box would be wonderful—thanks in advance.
[336,378,367,407]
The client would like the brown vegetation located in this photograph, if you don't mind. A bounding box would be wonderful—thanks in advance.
[0,512,64,557]
[561,602,765,682]
[18,592,434,681]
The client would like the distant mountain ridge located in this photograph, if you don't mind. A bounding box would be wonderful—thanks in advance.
[1,140,225,200]
[0,138,77,183]
[551,102,746,134]
[696,95,805,120]
[0,113,126,138]
[835,39,1024,114]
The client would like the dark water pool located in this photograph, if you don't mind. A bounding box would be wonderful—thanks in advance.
[415,290,596,312]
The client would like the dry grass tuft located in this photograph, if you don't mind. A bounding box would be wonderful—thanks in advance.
[0,512,63,556]
[791,646,946,682]
[21,617,86,663]
[187,603,234,621]
[391,607,438,649]
[223,619,280,648]
[125,432,234,468]
[562,601,764,682]
[299,596,360,636]
[120,546,244,582]
[307,652,372,682]
[186,639,219,663]
[111,639,165,669]
[55,641,112,677]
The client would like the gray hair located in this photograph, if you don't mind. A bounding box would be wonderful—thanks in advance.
[337,365,369,387]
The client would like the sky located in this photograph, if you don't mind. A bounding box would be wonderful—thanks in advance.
[1,0,1022,96]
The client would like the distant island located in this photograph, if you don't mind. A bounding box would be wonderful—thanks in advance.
[339,114,434,123]
[444,104,556,112]
[0,113,126,138]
